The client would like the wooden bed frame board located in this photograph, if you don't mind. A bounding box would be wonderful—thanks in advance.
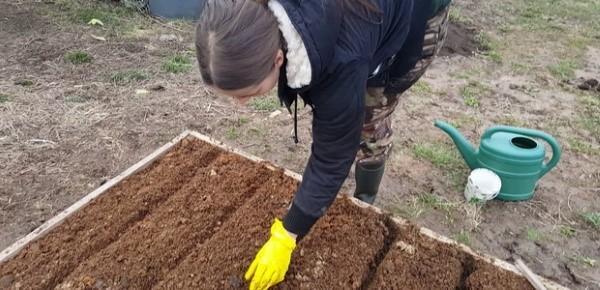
[0,131,568,289]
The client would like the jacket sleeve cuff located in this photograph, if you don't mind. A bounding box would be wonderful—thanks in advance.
[282,202,320,239]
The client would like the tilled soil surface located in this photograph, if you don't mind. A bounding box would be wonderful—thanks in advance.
[0,138,538,289]
[369,224,535,290]
[279,202,392,290]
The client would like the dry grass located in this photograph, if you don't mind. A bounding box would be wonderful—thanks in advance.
[0,0,221,249]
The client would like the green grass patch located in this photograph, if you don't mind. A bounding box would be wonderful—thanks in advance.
[475,32,502,63]
[461,82,488,108]
[464,95,480,108]
[568,138,600,155]
[413,142,469,190]
[526,228,543,241]
[577,95,600,139]
[15,80,34,87]
[453,68,483,80]
[559,226,576,238]
[248,127,264,138]
[495,116,526,127]
[513,0,600,33]
[413,143,462,169]
[417,194,457,213]
[226,127,240,140]
[51,0,143,34]
[581,212,600,230]
[448,6,472,25]
[510,62,532,75]
[410,80,433,95]
[162,54,192,74]
[570,255,597,267]
[454,230,471,246]
[0,94,10,103]
[448,115,478,129]
[65,50,92,65]
[64,95,89,103]
[548,60,579,81]
[110,70,149,85]
[249,96,280,111]
[237,117,250,125]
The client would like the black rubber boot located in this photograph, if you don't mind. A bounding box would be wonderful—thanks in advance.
[353,160,385,205]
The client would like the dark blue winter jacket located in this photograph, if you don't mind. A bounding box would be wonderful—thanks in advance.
[276,0,450,237]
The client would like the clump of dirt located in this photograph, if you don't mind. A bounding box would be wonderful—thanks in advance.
[576,77,600,92]
[0,138,542,290]
[440,22,479,57]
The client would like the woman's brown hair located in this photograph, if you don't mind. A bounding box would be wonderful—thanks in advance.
[195,0,380,91]
[196,0,280,90]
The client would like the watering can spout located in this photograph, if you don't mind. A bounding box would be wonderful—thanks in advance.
[434,120,479,169]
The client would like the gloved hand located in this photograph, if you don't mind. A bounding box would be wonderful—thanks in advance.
[245,219,296,290]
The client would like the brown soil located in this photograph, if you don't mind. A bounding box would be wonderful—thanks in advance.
[0,138,219,289]
[278,201,392,289]
[465,261,534,290]
[369,224,464,289]
[57,150,275,288]
[439,21,478,57]
[154,170,296,289]
[0,138,538,289]
[368,224,535,290]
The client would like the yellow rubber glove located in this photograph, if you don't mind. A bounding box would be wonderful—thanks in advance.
[245,219,296,290]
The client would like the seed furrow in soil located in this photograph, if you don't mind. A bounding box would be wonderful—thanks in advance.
[278,200,390,290]
[153,170,297,289]
[0,139,220,289]
[56,152,274,289]
[0,138,552,290]
[366,224,535,289]
[358,216,399,290]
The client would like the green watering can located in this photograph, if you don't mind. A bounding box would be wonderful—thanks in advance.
[435,120,561,201]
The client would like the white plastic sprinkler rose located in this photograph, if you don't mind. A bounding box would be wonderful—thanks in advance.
[464,168,502,202]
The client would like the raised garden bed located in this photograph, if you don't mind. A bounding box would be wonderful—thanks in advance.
[0,131,567,290]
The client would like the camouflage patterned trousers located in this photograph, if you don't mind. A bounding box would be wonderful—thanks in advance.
[357,6,450,165]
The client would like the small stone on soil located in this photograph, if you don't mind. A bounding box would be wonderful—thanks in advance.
[395,241,416,254]
[577,78,599,91]
[135,89,149,95]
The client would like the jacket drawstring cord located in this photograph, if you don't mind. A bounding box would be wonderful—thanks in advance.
[293,95,299,144]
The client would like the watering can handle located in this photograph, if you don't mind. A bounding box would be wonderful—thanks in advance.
[482,126,561,177]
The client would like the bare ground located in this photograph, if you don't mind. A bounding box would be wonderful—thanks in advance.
[0,0,598,289]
